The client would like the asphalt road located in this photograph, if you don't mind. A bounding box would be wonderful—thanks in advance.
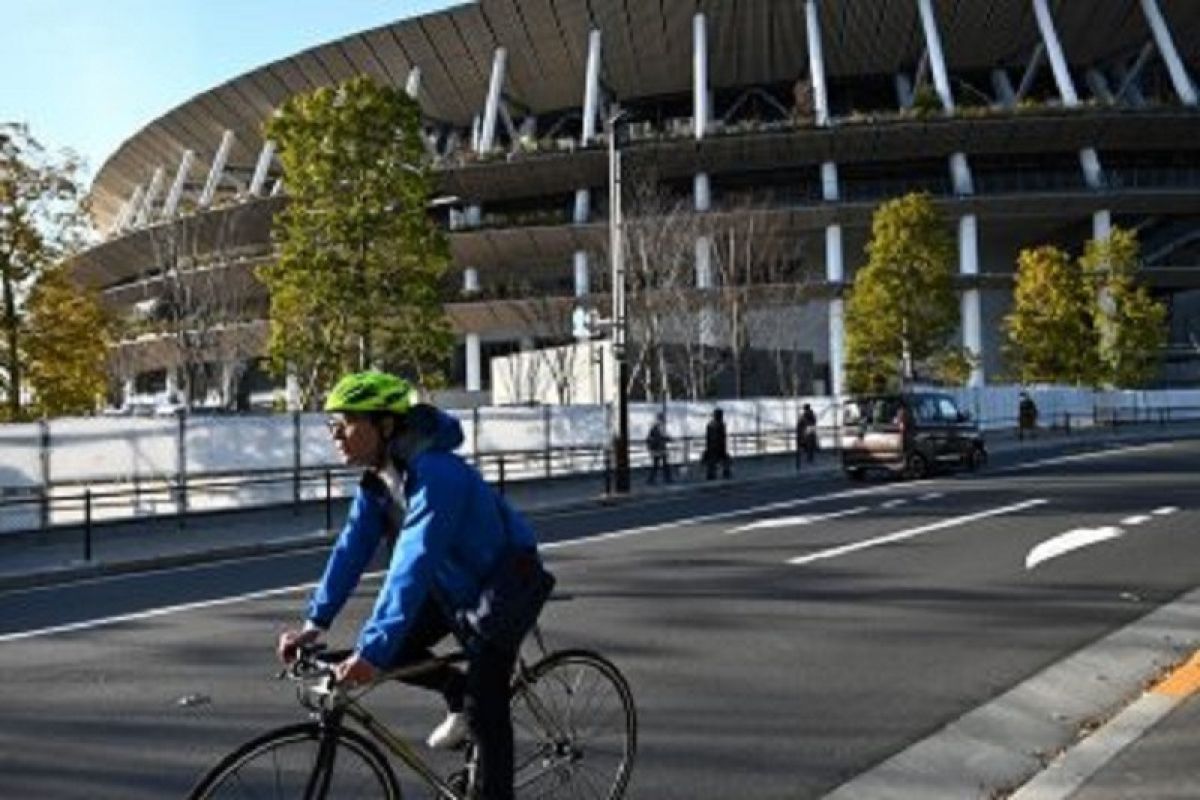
[0,436,1197,799]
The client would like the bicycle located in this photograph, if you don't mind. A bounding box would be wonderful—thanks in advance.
[187,628,637,799]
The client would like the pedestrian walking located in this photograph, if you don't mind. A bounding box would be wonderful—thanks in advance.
[702,408,732,480]
[645,412,673,484]
[1018,391,1039,440]
[796,403,818,467]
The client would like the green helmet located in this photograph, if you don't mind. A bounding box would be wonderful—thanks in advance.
[324,371,415,415]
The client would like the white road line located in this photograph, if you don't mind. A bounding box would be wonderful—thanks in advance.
[787,498,1049,567]
[537,482,914,548]
[880,499,908,509]
[1121,515,1152,526]
[1152,506,1180,516]
[1025,526,1125,571]
[726,506,870,534]
[1001,442,1175,473]
[919,493,944,501]
[0,581,325,645]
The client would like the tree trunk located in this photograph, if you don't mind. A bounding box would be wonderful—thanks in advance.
[2,266,20,418]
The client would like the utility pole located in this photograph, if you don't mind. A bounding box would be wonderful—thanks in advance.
[607,109,631,493]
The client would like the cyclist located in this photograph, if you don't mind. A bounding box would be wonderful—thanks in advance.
[276,370,543,800]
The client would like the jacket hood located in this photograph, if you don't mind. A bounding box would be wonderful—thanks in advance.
[389,404,463,465]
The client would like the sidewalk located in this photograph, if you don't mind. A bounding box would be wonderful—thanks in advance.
[1,421,1197,800]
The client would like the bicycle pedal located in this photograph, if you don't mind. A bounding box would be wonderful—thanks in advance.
[446,769,470,794]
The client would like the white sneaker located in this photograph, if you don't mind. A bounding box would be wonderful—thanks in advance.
[426,711,470,749]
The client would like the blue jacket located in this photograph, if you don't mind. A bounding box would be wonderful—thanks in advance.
[306,405,539,668]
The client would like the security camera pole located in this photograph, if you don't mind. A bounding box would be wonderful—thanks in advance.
[607,109,631,493]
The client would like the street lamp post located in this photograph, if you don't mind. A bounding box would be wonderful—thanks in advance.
[607,110,631,493]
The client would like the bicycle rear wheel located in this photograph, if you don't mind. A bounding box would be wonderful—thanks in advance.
[511,649,637,800]
[188,721,401,799]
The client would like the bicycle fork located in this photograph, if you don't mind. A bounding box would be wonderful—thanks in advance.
[304,717,343,799]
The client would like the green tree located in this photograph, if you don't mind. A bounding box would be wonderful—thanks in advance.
[1082,228,1167,388]
[22,265,111,416]
[1,123,86,419]
[260,76,453,406]
[1002,245,1100,385]
[844,192,959,392]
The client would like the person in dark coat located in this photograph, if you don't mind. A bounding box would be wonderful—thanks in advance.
[645,412,672,484]
[1018,392,1039,440]
[702,408,732,480]
[796,403,818,467]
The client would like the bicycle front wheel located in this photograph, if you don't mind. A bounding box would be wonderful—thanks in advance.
[511,649,637,800]
[188,721,401,799]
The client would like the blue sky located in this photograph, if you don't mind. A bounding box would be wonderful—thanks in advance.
[1,1,461,185]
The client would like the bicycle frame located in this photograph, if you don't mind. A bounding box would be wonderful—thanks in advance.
[311,653,472,799]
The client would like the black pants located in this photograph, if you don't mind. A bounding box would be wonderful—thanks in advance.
[648,452,672,483]
[392,599,518,800]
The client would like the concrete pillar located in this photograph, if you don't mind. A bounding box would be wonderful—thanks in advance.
[959,214,984,386]
[950,153,974,195]
[828,299,846,397]
[917,0,955,111]
[1140,0,1197,106]
[199,130,235,208]
[162,149,195,219]
[248,140,276,197]
[695,237,713,289]
[821,162,839,201]
[574,251,590,297]
[122,377,136,408]
[1032,0,1080,106]
[825,226,844,283]
[693,13,709,138]
[895,73,915,109]
[134,168,165,227]
[404,66,422,99]
[466,333,482,392]
[1093,209,1113,243]
[119,186,145,232]
[463,267,479,294]
[826,223,845,395]
[574,189,591,224]
[1080,148,1105,189]
[805,0,830,126]
[992,68,1017,107]
[582,29,602,144]
[480,48,507,153]
[961,290,984,387]
[694,173,712,212]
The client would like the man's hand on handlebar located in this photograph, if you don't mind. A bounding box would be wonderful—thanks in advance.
[277,626,321,665]
[334,652,380,687]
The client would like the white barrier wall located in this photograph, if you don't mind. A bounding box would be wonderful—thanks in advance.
[3,386,1199,532]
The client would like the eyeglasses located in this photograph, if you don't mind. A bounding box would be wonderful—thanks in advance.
[326,416,357,437]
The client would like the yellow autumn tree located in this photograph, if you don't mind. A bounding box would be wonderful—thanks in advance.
[22,265,112,416]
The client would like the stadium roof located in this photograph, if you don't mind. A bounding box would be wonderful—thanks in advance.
[89,0,1200,228]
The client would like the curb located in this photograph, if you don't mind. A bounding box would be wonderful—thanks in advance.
[821,587,1200,799]
[1009,649,1200,799]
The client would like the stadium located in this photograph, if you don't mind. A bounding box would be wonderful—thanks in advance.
[68,0,1200,409]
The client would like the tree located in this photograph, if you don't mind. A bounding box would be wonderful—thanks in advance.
[1003,245,1100,385]
[1082,228,1168,388]
[22,265,110,416]
[260,76,453,406]
[140,206,263,408]
[844,192,959,392]
[0,123,86,419]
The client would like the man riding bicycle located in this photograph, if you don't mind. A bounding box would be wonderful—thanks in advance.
[277,370,547,800]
